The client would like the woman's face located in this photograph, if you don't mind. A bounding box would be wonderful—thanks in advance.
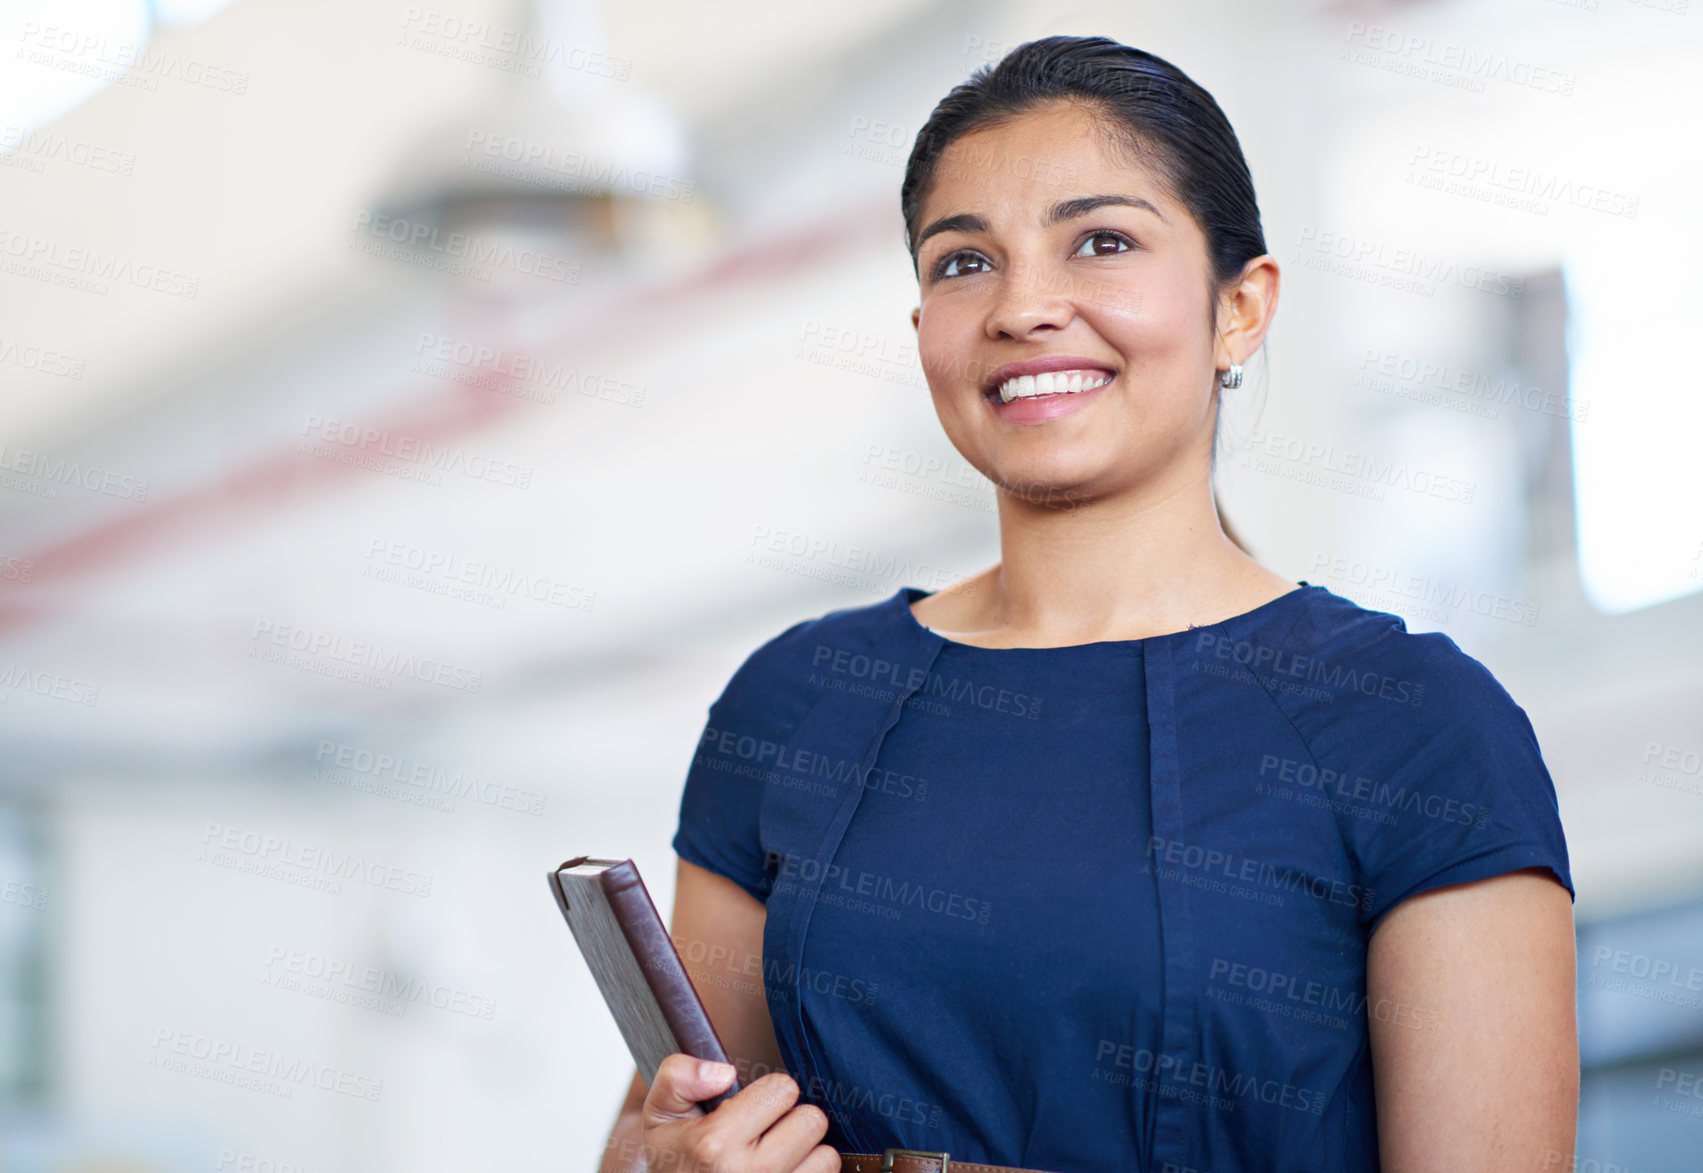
[911,101,1239,507]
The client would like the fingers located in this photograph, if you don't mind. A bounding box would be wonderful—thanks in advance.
[700,1070,806,1137]
[753,1099,834,1170]
[643,1054,737,1125]
[791,1145,844,1173]
[643,1059,837,1173]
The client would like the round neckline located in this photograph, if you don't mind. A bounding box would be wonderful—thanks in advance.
[897,581,1318,652]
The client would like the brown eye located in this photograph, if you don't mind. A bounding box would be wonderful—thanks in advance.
[938,251,992,279]
[1075,231,1132,257]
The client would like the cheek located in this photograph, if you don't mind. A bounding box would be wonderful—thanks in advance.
[1083,272,1211,368]
[916,303,981,389]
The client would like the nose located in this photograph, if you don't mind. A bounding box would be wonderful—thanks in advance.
[984,258,1076,341]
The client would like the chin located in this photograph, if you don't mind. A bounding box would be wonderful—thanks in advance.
[981,458,1105,506]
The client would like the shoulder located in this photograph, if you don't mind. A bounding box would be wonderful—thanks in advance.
[1185,585,1551,786]
[1212,584,1527,720]
[710,590,911,727]
[1221,588,1553,802]
[1249,591,1572,916]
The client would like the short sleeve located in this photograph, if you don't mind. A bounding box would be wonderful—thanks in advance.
[1335,632,1574,930]
[672,704,771,903]
[670,619,817,904]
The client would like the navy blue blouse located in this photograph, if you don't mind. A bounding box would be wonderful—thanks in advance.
[672,583,1573,1173]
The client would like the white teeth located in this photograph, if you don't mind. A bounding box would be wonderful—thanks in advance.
[997,369,1111,402]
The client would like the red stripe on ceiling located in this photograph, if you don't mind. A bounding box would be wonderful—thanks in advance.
[0,201,897,635]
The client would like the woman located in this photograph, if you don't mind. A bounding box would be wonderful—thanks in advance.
[599,35,1576,1173]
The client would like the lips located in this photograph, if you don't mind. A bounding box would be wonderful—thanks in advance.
[982,355,1118,404]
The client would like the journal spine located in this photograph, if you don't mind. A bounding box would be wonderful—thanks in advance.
[586,861,741,1111]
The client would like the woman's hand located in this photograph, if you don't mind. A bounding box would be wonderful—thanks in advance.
[639,1052,841,1173]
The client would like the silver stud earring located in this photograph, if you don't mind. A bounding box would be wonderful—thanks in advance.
[1218,362,1243,390]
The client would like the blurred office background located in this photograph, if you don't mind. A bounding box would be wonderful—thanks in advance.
[0,0,1699,1168]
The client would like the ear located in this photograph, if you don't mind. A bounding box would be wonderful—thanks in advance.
[1214,256,1280,369]
[910,306,920,333]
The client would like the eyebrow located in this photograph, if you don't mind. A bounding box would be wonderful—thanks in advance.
[914,212,989,252]
[913,194,1167,255]
[1046,193,1167,225]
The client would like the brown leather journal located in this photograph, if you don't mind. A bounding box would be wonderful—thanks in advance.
[547,856,741,1110]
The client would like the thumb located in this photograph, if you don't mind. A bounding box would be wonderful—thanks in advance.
[644,1054,737,1124]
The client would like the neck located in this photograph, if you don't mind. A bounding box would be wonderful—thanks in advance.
[960,461,1283,644]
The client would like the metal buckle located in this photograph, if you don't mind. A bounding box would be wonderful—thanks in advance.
[880,1150,951,1173]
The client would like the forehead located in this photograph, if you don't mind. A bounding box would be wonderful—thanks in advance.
[919,100,1178,224]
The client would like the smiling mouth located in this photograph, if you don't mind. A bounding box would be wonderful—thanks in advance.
[992,369,1114,404]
